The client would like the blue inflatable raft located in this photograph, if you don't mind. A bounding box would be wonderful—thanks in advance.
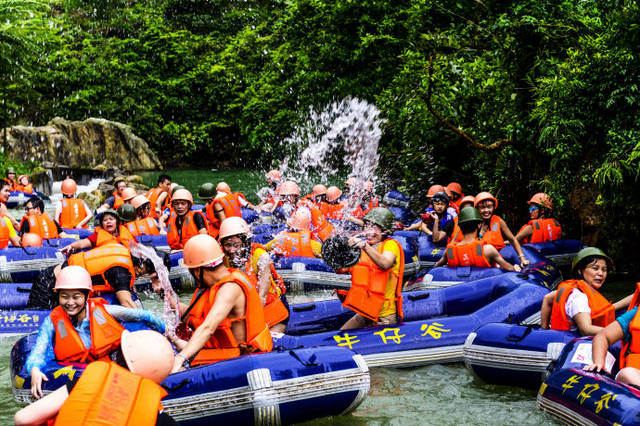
[274,260,560,368]
[6,191,48,209]
[0,246,65,283]
[382,190,413,225]
[10,329,370,425]
[537,337,640,425]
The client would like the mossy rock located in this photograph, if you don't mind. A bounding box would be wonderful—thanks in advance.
[78,192,102,209]
[126,175,143,184]
[93,164,109,172]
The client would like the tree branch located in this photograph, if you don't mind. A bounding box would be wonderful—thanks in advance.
[424,55,510,151]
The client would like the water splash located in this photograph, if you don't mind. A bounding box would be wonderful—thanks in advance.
[128,243,180,338]
[49,177,105,203]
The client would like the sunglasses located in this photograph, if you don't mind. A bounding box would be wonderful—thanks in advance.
[529,206,539,212]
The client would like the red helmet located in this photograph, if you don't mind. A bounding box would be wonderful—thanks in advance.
[528,192,552,210]
[474,192,498,209]
[427,184,444,198]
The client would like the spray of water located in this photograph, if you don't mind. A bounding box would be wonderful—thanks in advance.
[128,242,180,338]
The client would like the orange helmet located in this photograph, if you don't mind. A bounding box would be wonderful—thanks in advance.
[427,184,444,198]
[266,170,282,181]
[528,192,552,210]
[312,184,327,196]
[345,177,358,187]
[219,217,251,240]
[287,209,311,231]
[54,266,93,291]
[61,178,77,196]
[121,187,137,201]
[442,187,453,198]
[216,182,231,194]
[460,195,476,207]
[22,233,42,247]
[447,182,463,195]
[326,186,342,202]
[474,192,498,209]
[120,330,174,384]
[131,195,150,209]
[171,189,193,205]
[183,234,225,268]
[278,180,300,196]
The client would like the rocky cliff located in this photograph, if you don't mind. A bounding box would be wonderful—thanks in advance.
[3,117,162,171]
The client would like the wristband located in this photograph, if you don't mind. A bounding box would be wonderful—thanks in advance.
[176,352,190,367]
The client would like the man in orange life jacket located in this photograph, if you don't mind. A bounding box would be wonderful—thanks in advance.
[123,196,161,236]
[264,208,323,258]
[96,177,129,215]
[19,197,69,239]
[170,235,272,373]
[166,189,208,251]
[61,209,135,253]
[0,179,21,248]
[515,192,562,244]
[219,217,290,333]
[15,319,176,426]
[146,173,172,219]
[0,178,20,229]
[54,178,93,229]
[198,182,220,238]
[340,207,405,330]
[276,180,335,241]
[434,207,521,271]
[213,181,257,223]
[257,169,282,211]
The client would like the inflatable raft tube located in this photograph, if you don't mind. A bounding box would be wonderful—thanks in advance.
[61,228,93,239]
[536,337,640,425]
[275,268,557,368]
[6,191,48,209]
[463,323,579,389]
[11,332,369,425]
[0,246,65,283]
[133,251,194,291]
[0,284,127,336]
[524,239,584,269]
[382,190,413,225]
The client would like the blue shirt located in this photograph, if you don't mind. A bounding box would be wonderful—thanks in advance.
[25,305,165,373]
[617,307,637,342]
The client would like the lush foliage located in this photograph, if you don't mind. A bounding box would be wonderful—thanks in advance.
[4,0,640,270]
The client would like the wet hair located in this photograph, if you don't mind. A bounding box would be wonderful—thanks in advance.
[460,220,480,234]
[158,174,171,184]
[28,196,45,213]
[0,179,10,191]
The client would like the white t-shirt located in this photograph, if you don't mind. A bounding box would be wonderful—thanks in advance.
[564,289,591,330]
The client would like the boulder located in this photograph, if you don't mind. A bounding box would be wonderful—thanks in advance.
[3,118,162,171]
[78,192,103,209]
[126,174,144,184]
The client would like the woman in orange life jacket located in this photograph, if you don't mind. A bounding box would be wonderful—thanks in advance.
[60,209,135,255]
[19,197,69,239]
[157,183,183,232]
[275,180,334,241]
[322,186,345,220]
[166,189,208,251]
[339,207,405,330]
[0,178,21,229]
[22,266,166,401]
[16,328,175,426]
[54,178,93,229]
[170,234,272,373]
[515,192,562,244]
[0,179,21,248]
[474,191,529,268]
[5,166,17,191]
[264,208,323,258]
[446,182,464,209]
[219,217,290,333]
[434,207,521,271]
[541,247,631,336]
[15,174,33,193]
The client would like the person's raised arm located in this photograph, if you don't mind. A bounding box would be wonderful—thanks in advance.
[515,224,532,244]
[614,294,633,311]
[60,238,92,255]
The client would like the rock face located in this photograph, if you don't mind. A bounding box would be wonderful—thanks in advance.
[3,117,162,171]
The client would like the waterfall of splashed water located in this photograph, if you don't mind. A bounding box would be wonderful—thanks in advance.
[128,243,180,338]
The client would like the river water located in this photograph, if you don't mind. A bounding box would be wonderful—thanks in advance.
[2,168,636,425]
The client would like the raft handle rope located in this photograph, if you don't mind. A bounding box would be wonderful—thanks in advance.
[408,292,430,301]
[289,350,319,367]
[505,324,535,342]
[16,286,31,293]
[292,304,316,312]
[162,378,191,393]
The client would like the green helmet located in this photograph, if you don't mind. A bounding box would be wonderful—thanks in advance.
[117,203,137,222]
[571,247,613,276]
[457,206,482,225]
[101,209,120,225]
[363,207,396,233]
[5,167,15,174]
[171,185,185,196]
[198,182,216,200]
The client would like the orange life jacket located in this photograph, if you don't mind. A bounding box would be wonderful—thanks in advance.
[445,240,492,267]
[95,226,136,248]
[215,192,244,219]
[15,183,33,193]
[343,239,405,322]
[26,213,59,239]
[352,198,380,219]
[53,361,166,426]
[184,269,273,365]
[112,191,124,210]
[448,216,464,243]
[321,202,344,220]
[166,210,203,250]
[125,218,160,236]
[7,179,16,192]
[308,205,334,241]
[480,215,505,250]
[519,218,562,244]
[204,202,220,239]
[68,244,135,293]
[0,216,11,249]
[620,283,640,369]
[549,279,615,331]
[51,298,125,363]
[59,198,88,228]
[247,243,288,327]
[272,231,316,257]
[145,187,164,219]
